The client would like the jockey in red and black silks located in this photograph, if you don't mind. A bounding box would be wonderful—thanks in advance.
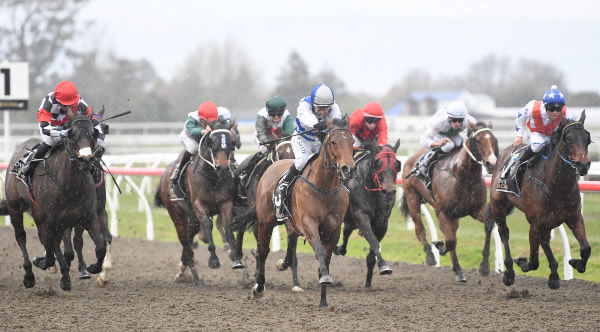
[349,102,388,148]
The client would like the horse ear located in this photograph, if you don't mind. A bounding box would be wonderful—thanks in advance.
[230,119,238,130]
[487,121,493,129]
[579,109,586,124]
[392,138,400,152]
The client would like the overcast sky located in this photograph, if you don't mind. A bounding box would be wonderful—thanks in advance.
[82,0,600,96]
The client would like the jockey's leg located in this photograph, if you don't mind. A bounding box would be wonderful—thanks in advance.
[170,151,192,188]
[237,151,265,185]
[508,145,536,179]
[273,164,300,221]
[21,142,52,177]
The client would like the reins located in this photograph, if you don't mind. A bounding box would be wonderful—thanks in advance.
[463,128,492,165]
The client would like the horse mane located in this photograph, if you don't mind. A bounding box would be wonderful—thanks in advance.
[329,115,349,129]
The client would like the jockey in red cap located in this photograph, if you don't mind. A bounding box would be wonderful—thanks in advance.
[170,101,219,200]
[349,102,388,148]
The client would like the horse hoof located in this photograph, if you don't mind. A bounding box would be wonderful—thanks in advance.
[232,261,245,269]
[23,275,36,288]
[47,265,57,274]
[194,279,204,287]
[379,265,393,275]
[432,241,445,255]
[250,248,258,257]
[32,257,47,270]
[97,276,108,288]
[478,263,490,276]
[319,275,333,285]
[79,269,91,280]
[208,258,221,269]
[502,270,515,286]
[276,259,288,271]
[334,246,346,256]
[569,258,586,273]
[60,278,72,291]
[87,264,102,274]
[455,273,468,283]
[292,286,304,293]
[252,283,264,299]
[548,277,560,290]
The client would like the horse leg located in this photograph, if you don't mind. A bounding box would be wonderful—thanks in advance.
[252,221,273,299]
[489,202,515,286]
[72,225,92,279]
[539,231,560,290]
[437,214,466,282]
[10,210,35,288]
[216,214,230,253]
[473,205,493,276]
[50,234,72,291]
[33,224,56,270]
[515,223,541,273]
[83,216,107,275]
[334,221,354,256]
[565,215,591,274]
[98,209,112,287]
[201,215,220,269]
[231,230,245,268]
[276,229,303,292]
[365,251,376,289]
[407,194,436,266]
[62,228,75,269]
[221,202,244,269]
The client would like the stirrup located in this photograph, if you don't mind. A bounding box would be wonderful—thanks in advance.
[169,183,184,201]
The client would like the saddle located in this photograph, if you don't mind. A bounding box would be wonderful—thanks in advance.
[273,154,318,225]
[12,144,50,188]
[170,161,191,201]
[496,148,542,196]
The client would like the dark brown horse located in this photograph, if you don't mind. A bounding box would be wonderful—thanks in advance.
[155,119,240,286]
[233,116,355,307]
[1,114,107,291]
[401,122,498,282]
[489,111,591,289]
[330,141,401,288]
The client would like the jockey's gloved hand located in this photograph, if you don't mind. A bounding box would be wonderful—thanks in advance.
[260,144,268,154]
[314,121,327,131]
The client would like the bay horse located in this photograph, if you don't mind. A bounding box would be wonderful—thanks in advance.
[332,140,401,288]
[400,122,498,282]
[233,116,355,308]
[155,119,240,286]
[230,138,295,263]
[489,111,591,289]
[1,114,107,291]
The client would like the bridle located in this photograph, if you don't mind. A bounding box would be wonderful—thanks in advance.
[463,128,494,165]
[365,147,398,191]
[557,121,589,169]
[197,128,233,171]
[63,116,95,164]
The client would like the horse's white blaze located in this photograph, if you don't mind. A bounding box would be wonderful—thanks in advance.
[221,134,226,149]
[78,147,92,157]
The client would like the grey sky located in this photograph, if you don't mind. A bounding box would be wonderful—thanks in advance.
[82,0,600,96]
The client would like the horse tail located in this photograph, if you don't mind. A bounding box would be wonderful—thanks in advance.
[0,199,8,216]
[399,192,409,218]
[153,185,164,208]
[230,206,257,232]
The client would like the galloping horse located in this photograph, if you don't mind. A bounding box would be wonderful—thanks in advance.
[230,138,295,263]
[1,114,107,291]
[155,119,240,286]
[489,111,591,289]
[401,122,498,282]
[233,116,355,307]
[332,140,401,288]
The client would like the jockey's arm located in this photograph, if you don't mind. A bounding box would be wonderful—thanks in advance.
[255,115,270,144]
[282,116,295,136]
[185,116,204,137]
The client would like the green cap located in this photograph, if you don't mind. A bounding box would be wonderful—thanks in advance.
[266,95,286,112]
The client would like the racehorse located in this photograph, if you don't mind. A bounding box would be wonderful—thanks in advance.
[332,140,401,288]
[1,114,107,291]
[230,138,295,263]
[233,116,355,307]
[400,121,498,282]
[155,119,240,286]
[489,111,591,289]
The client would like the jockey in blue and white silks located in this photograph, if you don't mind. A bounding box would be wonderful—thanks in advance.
[274,84,342,221]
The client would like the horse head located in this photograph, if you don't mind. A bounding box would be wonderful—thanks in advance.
[200,119,236,178]
[63,114,96,168]
[552,110,591,176]
[466,121,498,174]
[324,115,355,180]
[367,139,401,194]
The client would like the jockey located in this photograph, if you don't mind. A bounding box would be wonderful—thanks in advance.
[236,95,293,188]
[170,101,219,199]
[21,81,105,177]
[409,101,477,187]
[273,84,342,221]
[349,101,388,148]
[499,85,576,184]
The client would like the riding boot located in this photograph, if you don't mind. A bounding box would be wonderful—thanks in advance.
[170,151,192,199]
[21,142,52,177]
[508,146,535,180]
[273,164,300,222]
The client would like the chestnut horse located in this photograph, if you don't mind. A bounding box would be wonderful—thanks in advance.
[401,122,498,282]
[155,119,239,286]
[489,111,591,289]
[332,141,401,288]
[233,116,355,307]
[1,114,107,291]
